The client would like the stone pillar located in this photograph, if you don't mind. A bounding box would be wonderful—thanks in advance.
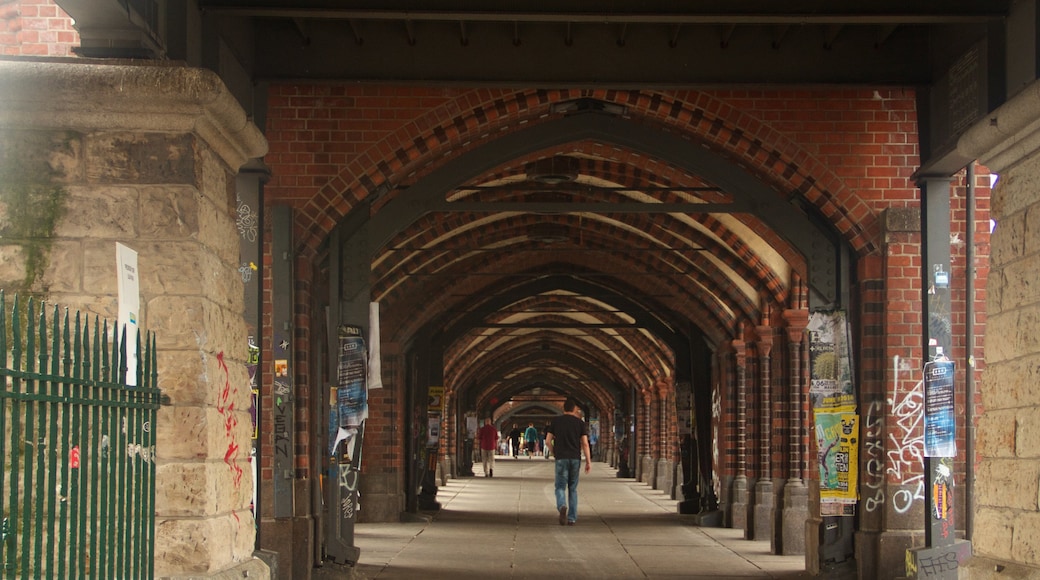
[753,320,775,542]
[958,80,1040,577]
[729,335,751,535]
[781,292,809,555]
[655,380,676,494]
[0,60,269,578]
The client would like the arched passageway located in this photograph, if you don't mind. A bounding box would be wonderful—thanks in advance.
[343,457,813,580]
[261,85,985,579]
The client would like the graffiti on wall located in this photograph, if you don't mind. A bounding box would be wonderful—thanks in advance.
[862,398,886,513]
[886,355,925,514]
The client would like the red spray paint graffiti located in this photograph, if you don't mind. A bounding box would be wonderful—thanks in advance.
[216,352,245,490]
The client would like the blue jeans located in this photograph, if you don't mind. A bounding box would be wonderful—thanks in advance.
[554,458,581,522]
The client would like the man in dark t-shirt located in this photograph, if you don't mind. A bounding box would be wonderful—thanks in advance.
[545,398,591,525]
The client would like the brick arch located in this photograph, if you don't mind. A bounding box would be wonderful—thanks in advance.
[377,222,740,347]
[448,316,664,392]
[288,87,893,262]
[442,153,795,304]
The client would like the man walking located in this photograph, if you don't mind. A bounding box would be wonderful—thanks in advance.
[524,422,539,458]
[545,398,591,526]
[477,417,499,477]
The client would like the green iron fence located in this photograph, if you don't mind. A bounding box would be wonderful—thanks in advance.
[0,292,163,579]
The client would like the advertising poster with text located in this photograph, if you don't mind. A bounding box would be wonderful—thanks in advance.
[924,359,957,458]
[815,403,859,515]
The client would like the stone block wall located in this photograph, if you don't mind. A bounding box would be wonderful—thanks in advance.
[960,80,1040,577]
[0,60,268,578]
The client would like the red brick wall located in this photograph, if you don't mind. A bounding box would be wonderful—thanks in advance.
[0,0,78,57]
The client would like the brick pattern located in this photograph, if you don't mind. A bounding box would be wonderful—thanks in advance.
[0,0,78,57]
[261,83,985,545]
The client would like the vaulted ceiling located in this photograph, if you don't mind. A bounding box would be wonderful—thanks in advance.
[57,0,1015,417]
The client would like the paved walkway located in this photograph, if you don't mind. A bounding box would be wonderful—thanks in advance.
[321,455,821,579]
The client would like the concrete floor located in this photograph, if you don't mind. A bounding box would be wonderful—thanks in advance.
[315,456,844,579]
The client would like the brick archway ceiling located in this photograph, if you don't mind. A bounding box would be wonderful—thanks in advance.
[374,137,800,415]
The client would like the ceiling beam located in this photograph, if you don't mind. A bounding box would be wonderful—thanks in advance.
[202,7,1005,26]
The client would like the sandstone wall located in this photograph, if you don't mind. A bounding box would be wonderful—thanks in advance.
[0,59,269,578]
[961,81,1040,578]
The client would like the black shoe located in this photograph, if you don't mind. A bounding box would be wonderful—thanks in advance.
[567,521,575,526]
[489,469,493,477]
[558,506,567,526]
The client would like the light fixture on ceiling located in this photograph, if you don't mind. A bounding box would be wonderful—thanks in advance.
[525,156,579,185]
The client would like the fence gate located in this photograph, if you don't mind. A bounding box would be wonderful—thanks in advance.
[0,293,163,579]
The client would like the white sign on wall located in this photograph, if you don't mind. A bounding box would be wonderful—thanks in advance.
[116,243,140,386]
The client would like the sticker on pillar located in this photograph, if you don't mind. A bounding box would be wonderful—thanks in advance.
[932,459,953,521]
[933,265,949,289]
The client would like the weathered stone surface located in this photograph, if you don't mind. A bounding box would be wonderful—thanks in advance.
[157,406,213,460]
[57,184,138,238]
[990,208,1025,268]
[997,252,1040,312]
[994,153,1040,216]
[0,60,265,579]
[1018,414,1040,459]
[0,244,27,287]
[85,132,196,186]
[980,354,1040,409]
[1012,512,1040,568]
[138,185,201,239]
[977,410,1018,458]
[0,128,82,184]
[976,459,1040,511]
[973,508,1016,562]
[986,304,1040,365]
[197,193,240,267]
[36,240,81,293]
[156,460,253,516]
[155,511,257,576]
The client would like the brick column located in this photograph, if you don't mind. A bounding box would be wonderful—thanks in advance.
[729,333,751,535]
[753,319,776,542]
[781,279,810,554]
[0,60,269,578]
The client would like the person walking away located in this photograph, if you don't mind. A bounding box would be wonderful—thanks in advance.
[524,422,539,458]
[477,417,499,477]
[509,424,521,457]
[545,398,591,525]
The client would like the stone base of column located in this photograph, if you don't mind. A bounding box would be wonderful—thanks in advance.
[729,475,749,533]
[258,515,312,580]
[655,458,675,492]
[641,455,657,485]
[854,529,924,580]
[672,462,684,500]
[781,479,808,555]
[437,456,454,486]
[752,478,775,542]
[359,473,405,522]
[160,556,274,580]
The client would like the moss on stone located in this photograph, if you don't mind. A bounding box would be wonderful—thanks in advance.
[0,155,69,294]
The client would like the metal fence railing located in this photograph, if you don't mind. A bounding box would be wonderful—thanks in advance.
[0,292,163,579]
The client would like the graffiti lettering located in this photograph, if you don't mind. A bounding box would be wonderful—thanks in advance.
[862,399,885,513]
[886,372,924,484]
[892,477,925,514]
[274,409,291,458]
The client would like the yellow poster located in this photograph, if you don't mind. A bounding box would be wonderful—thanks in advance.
[815,404,859,513]
[428,386,445,413]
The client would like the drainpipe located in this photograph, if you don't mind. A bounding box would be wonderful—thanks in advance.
[965,163,977,541]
